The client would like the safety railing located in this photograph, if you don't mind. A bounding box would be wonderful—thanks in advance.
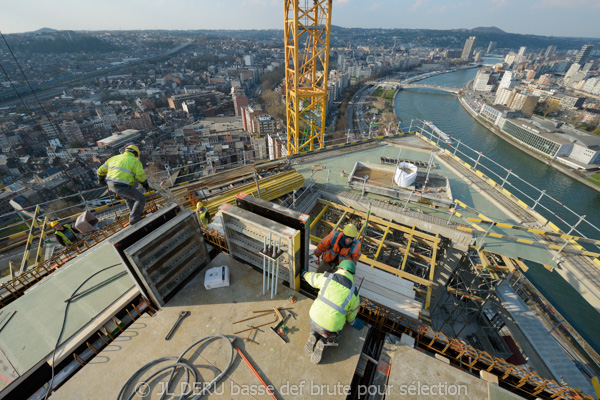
[0,219,128,308]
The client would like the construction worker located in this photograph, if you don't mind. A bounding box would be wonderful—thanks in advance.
[302,260,364,364]
[313,223,361,273]
[50,220,80,247]
[97,144,150,226]
[196,203,210,226]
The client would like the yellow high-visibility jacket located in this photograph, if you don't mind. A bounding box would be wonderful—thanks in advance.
[303,269,360,333]
[97,152,146,186]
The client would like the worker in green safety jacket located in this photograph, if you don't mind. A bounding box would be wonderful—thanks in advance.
[50,220,80,247]
[302,260,364,364]
[97,144,150,226]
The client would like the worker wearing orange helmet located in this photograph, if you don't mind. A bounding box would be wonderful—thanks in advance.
[97,144,150,226]
[313,224,361,273]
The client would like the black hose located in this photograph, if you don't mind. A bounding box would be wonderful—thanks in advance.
[117,334,235,400]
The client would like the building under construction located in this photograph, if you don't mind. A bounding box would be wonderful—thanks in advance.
[0,124,599,399]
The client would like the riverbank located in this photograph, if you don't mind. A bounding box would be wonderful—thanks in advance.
[457,95,600,194]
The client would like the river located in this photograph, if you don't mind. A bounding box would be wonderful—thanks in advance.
[393,63,600,354]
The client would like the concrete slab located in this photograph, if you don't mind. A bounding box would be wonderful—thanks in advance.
[0,243,135,394]
[488,382,526,400]
[385,341,490,400]
[53,253,368,400]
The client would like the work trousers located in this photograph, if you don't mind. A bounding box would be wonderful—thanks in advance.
[109,183,146,224]
[309,318,340,343]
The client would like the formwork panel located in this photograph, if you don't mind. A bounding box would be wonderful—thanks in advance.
[122,210,210,306]
[235,193,309,290]
[220,203,301,289]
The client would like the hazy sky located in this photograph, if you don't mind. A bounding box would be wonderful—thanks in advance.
[1,0,600,38]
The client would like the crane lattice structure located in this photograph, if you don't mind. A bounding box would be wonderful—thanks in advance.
[284,0,332,155]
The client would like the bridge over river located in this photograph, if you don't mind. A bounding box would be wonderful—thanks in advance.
[378,80,461,94]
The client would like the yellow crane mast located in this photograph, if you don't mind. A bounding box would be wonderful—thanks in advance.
[284,0,332,155]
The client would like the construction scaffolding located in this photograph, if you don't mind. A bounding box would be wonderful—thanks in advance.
[430,249,513,359]
[358,297,594,400]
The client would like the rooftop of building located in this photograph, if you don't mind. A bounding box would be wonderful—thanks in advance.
[0,133,598,399]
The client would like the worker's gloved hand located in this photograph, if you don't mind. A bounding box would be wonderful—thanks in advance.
[98,176,106,185]
[351,319,365,330]
[141,180,150,191]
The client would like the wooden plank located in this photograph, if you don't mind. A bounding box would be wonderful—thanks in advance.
[514,259,529,272]
[500,255,517,272]
[477,249,489,268]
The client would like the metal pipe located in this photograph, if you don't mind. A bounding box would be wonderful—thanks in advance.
[106,184,119,222]
[262,255,267,296]
[275,237,281,296]
[270,254,274,300]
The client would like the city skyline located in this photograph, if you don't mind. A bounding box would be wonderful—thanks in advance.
[1,0,600,39]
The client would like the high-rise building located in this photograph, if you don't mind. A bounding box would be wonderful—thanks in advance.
[231,88,248,117]
[498,71,514,90]
[473,69,494,92]
[461,36,477,61]
[486,41,496,54]
[544,45,556,58]
[575,45,594,66]
[516,46,527,63]
[244,55,254,66]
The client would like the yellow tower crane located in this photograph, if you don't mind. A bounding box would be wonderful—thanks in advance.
[284,0,332,155]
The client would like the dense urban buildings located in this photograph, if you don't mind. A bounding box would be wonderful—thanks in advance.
[0,28,599,225]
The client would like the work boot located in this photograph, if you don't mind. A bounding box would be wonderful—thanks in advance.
[311,339,325,364]
[304,332,318,357]
[129,216,145,226]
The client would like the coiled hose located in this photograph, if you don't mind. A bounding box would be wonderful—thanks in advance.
[117,334,234,400]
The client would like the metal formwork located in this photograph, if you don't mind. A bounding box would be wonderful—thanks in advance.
[121,210,210,307]
[219,203,302,291]
[235,192,310,270]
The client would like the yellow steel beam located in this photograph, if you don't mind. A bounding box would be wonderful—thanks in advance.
[400,232,414,271]
[310,204,329,230]
[374,226,390,260]
[34,217,48,266]
[425,234,440,310]
[318,199,441,244]
[359,255,438,288]
[19,205,39,275]
[332,210,347,232]
[591,376,599,399]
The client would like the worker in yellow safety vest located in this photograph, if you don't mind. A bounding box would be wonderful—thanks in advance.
[196,204,210,226]
[97,144,150,226]
[51,220,80,247]
[302,260,364,364]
